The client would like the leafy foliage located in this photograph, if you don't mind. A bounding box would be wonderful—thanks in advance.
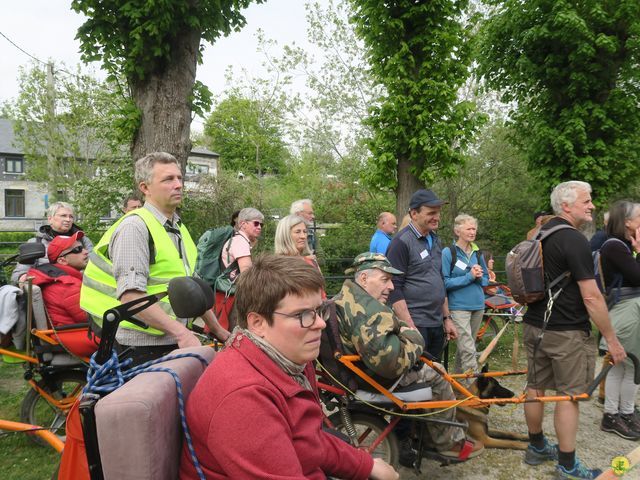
[70,0,264,165]
[348,0,484,188]
[71,0,262,81]
[477,0,640,205]
[3,62,135,233]
[204,94,290,175]
[433,122,547,253]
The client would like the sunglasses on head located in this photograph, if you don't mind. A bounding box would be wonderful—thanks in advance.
[61,245,84,257]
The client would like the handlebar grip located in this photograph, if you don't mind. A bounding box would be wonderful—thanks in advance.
[586,352,640,396]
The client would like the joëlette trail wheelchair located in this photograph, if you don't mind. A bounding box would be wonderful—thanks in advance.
[0,243,89,447]
[315,300,640,473]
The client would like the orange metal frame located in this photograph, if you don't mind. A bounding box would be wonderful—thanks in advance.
[335,354,596,411]
[0,419,65,453]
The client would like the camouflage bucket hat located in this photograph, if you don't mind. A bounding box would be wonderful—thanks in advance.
[345,252,404,275]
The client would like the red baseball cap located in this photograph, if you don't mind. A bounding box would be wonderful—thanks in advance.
[48,231,85,263]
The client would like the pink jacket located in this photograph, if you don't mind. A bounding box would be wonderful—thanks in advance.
[29,264,87,327]
[179,334,373,480]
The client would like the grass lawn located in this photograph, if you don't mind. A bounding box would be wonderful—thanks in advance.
[0,360,59,480]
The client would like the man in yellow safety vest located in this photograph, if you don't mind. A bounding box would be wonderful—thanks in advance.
[80,152,229,365]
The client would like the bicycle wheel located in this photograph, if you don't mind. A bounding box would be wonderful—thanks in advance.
[476,317,500,351]
[328,411,399,466]
[20,369,86,446]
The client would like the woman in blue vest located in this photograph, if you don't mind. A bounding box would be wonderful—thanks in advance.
[441,214,489,384]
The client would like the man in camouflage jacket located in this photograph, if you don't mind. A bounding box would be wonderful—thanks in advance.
[334,252,468,454]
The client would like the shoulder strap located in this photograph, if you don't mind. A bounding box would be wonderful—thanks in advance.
[449,245,457,275]
[34,263,67,278]
[601,237,631,252]
[536,223,574,241]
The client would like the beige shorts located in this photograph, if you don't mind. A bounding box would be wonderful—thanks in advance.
[523,324,595,395]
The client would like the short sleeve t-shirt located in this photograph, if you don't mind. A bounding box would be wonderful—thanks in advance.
[523,217,594,332]
[222,232,251,280]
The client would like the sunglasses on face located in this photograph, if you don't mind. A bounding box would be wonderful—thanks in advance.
[61,245,84,257]
[251,221,263,228]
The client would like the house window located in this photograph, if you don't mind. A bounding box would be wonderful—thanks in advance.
[187,163,210,175]
[5,189,25,217]
[4,157,24,174]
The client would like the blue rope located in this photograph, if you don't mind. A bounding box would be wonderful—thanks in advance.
[84,351,209,480]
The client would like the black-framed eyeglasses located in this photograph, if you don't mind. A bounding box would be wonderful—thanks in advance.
[61,245,84,257]
[251,220,264,228]
[272,301,330,328]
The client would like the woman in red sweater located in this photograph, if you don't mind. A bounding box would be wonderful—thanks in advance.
[180,255,397,480]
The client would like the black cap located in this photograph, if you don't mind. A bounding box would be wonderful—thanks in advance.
[409,189,447,209]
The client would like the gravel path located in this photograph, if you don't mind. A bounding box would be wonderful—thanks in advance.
[398,363,639,479]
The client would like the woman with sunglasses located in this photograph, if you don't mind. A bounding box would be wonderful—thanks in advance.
[180,255,398,480]
[216,208,264,328]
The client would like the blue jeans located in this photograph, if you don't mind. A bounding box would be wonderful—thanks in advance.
[417,325,445,362]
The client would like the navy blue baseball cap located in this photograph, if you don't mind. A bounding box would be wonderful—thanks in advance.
[409,189,447,209]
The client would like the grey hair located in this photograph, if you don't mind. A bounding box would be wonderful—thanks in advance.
[290,199,312,215]
[377,212,394,228]
[550,181,592,215]
[453,213,477,235]
[134,152,180,185]
[354,268,375,283]
[238,207,264,223]
[47,202,74,218]
[274,214,311,256]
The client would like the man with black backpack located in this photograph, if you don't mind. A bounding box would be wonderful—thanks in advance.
[521,181,625,480]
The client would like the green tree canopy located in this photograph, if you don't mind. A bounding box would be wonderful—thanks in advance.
[204,94,290,175]
[71,0,263,166]
[477,0,640,204]
[348,0,484,216]
[2,62,136,233]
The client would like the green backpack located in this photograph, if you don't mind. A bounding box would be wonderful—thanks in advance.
[195,226,237,294]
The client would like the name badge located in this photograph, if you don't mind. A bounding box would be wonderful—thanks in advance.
[455,259,468,271]
[420,249,429,259]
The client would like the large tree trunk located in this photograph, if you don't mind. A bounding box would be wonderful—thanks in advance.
[395,156,424,220]
[129,27,200,170]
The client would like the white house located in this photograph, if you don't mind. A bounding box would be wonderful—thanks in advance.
[0,118,219,231]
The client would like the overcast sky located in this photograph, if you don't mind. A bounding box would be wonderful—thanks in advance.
[0,1,325,130]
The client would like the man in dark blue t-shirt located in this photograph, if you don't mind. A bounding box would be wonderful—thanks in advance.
[522,181,625,480]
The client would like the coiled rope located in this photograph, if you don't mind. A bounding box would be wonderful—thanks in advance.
[84,351,208,480]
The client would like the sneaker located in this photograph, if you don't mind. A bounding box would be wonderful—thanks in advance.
[555,458,602,479]
[524,438,558,465]
[601,413,640,440]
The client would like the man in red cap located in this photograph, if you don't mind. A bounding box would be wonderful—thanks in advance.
[28,232,98,357]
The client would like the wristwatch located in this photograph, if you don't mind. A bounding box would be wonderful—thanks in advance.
[443,315,453,321]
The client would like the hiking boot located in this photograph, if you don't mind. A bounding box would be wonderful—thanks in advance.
[601,413,640,440]
[524,437,558,465]
[398,438,418,468]
[555,458,602,480]
[620,412,640,436]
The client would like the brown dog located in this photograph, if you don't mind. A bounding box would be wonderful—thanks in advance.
[456,366,529,450]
